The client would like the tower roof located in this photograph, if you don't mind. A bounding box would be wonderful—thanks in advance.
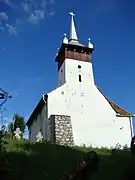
[69,12,78,41]
[68,12,83,47]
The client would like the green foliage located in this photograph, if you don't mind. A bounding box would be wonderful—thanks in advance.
[2,138,133,180]
[8,122,13,133]
[8,113,26,133]
[0,127,8,173]
[0,129,7,153]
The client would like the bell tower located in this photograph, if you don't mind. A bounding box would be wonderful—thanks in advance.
[55,12,94,87]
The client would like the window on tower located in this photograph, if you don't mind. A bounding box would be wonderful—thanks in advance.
[78,65,81,69]
[79,75,82,82]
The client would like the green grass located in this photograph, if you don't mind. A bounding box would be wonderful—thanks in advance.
[1,138,133,180]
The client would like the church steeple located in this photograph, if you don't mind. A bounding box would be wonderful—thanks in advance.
[56,12,94,71]
[69,12,78,42]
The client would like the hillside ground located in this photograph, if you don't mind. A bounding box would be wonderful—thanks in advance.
[1,138,134,180]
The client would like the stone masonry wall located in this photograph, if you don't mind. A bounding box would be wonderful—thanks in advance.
[49,115,74,146]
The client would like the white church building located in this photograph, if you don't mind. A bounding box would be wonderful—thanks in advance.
[26,13,134,148]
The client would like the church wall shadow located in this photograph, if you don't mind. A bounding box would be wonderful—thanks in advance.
[2,141,135,180]
[5,142,86,180]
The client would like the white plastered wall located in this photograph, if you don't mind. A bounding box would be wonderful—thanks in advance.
[46,58,132,148]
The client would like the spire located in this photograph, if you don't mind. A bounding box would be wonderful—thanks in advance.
[69,12,78,42]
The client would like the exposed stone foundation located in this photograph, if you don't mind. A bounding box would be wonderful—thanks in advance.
[49,115,74,146]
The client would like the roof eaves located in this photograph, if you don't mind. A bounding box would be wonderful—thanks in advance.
[96,85,133,117]
[26,97,45,127]
[116,114,134,117]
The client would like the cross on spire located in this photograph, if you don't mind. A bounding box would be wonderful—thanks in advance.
[69,12,78,42]
[69,12,75,16]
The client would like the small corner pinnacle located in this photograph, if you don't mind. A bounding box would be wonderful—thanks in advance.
[63,33,68,44]
[88,38,94,49]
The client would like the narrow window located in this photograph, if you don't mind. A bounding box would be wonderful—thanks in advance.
[79,75,82,82]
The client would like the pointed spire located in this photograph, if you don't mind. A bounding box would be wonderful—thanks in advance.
[88,38,94,49]
[63,33,68,44]
[69,12,78,42]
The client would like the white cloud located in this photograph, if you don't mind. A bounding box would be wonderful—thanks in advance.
[22,0,55,24]
[28,13,39,24]
[48,11,55,16]
[16,19,21,25]
[21,2,30,12]
[6,24,17,36]
[0,0,14,8]
[29,10,44,24]
[34,10,44,19]
[0,0,56,34]
[0,12,8,22]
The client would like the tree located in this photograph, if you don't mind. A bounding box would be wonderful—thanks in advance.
[8,122,14,133]
[8,113,26,134]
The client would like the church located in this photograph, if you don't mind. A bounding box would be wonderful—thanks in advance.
[26,13,134,148]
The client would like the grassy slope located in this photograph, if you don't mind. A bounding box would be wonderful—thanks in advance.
[3,139,132,180]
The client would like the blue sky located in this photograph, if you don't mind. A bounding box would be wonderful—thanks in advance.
[0,0,135,132]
